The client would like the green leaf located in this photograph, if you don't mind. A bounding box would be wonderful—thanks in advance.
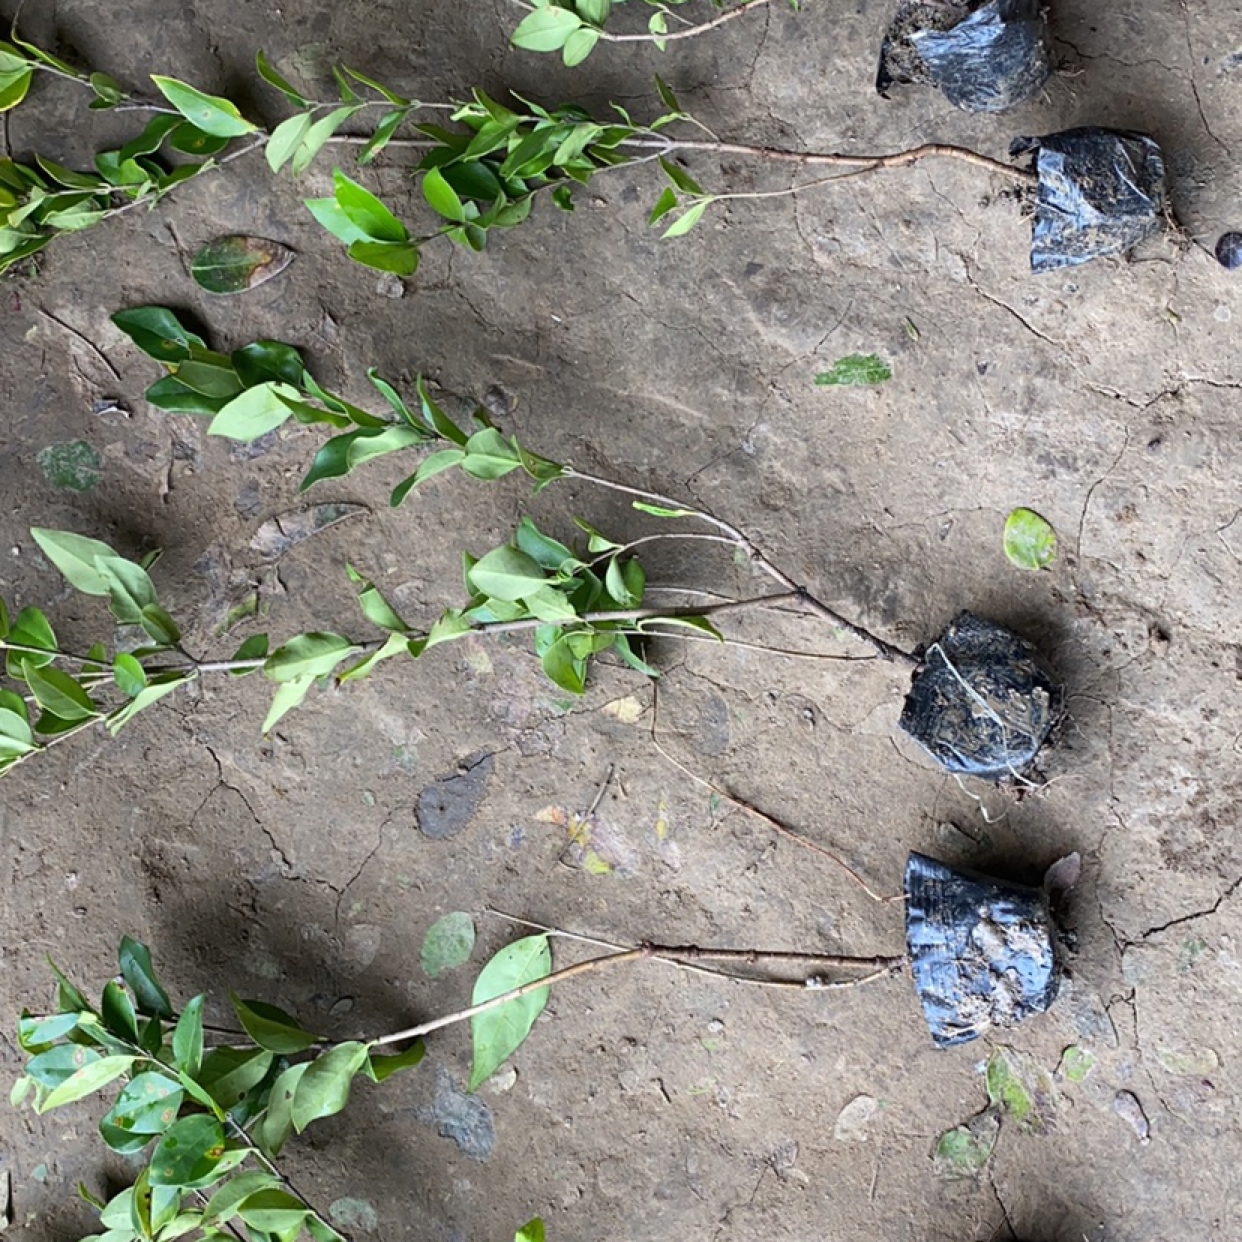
[0,64,31,112]
[640,614,722,641]
[337,629,409,682]
[111,306,204,363]
[342,66,411,105]
[5,609,58,677]
[421,167,465,222]
[654,75,681,114]
[207,382,301,440]
[349,572,407,632]
[18,1010,79,1050]
[100,1072,184,1153]
[563,27,601,61]
[391,449,465,503]
[38,1054,135,1111]
[258,1063,309,1157]
[332,168,407,242]
[292,105,362,176]
[262,674,315,733]
[202,1171,281,1226]
[540,634,587,694]
[149,76,256,138]
[22,661,98,722]
[96,557,157,626]
[231,340,306,388]
[291,1041,368,1133]
[658,156,702,196]
[415,378,469,445]
[88,71,124,107]
[113,653,147,697]
[346,239,421,275]
[196,1047,274,1111]
[149,1114,226,1187]
[661,199,710,238]
[47,957,92,1014]
[300,424,427,490]
[120,936,174,1019]
[229,995,318,1054]
[511,6,583,51]
[515,517,576,571]
[255,51,310,107]
[630,501,697,518]
[29,527,120,595]
[1003,507,1057,571]
[605,556,644,608]
[27,1043,99,1088]
[933,1112,999,1181]
[145,375,230,415]
[460,427,522,480]
[468,546,548,602]
[236,1189,308,1235]
[814,353,892,386]
[358,107,409,165]
[265,112,313,174]
[169,123,229,156]
[108,673,191,735]
[101,980,140,1042]
[421,912,476,978]
[172,996,205,1077]
[648,186,677,226]
[515,1220,546,1242]
[264,633,358,683]
[469,935,551,1091]
[229,634,269,673]
[362,1041,425,1083]
[191,235,295,295]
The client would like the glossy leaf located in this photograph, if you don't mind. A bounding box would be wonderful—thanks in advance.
[515,1221,546,1242]
[96,557,157,625]
[111,306,204,363]
[27,1043,100,1088]
[258,1062,309,1157]
[230,994,318,1054]
[236,1188,308,1235]
[292,104,362,176]
[468,546,548,602]
[100,1072,184,1153]
[255,51,310,107]
[196,1047,274,1111]
[149,1114,225,1187]
[113,653,147,697]
[101,980,140,1042]
[231,340,306,388]
[422,167,466,222]
[172,995,205,1077]
[38,1054,135,1111]
[150,76,256,138]
[291,1041,368,1132]
[333,168,407,242]
[201,1170,281,1225]
[469,935,551,1091]
[362,1040,425,1083]
[120,936,174,1018]
[347,239,421,275]
[264,633,357,683]
[23,662,98,722]
[207,382,301,441]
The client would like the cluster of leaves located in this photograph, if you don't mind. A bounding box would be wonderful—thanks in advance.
[0,528,187,776]
[12,939,423,1242]
[0,32,258,274]
[300,79,716,272]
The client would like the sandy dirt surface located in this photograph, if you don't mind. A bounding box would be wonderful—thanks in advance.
[2,1,1242,1240]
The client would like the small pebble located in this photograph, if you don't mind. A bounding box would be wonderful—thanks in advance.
[1215,231,1242,269]
[1113,1090,1150,1144]
[375,272,405,298]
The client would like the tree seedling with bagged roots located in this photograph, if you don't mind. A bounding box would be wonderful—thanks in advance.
[11,852,1073,1238]
[3,324,1060,785]
[0,23,1171,279]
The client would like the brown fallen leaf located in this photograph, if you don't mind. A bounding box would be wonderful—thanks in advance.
[191,235,295,295]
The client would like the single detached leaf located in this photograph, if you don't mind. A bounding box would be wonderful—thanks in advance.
[420,912,476,978]
[815,353,892,386]
[149,1114,226,1187]
[190,235,295,295]
[291,1042,368,1133]
[1003,507,1057,571]
[150,76,256,138]
[933,1110,999,1181]
[469,934,551,1091]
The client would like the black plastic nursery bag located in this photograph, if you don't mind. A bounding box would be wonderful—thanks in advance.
[905,852,1060,1047]
[1013,127,1168,271]
[877,0,1050,113]
[898,613,1058,781]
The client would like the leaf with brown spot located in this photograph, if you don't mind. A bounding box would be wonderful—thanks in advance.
[190,235,295,295]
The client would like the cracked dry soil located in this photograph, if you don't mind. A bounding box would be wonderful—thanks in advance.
[3,1,1242,1240]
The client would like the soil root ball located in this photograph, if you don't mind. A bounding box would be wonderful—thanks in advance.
[899,612,1058,782]
[904,852,1060,1047]
[877,0,1050,113]
[1012,127,1168,270]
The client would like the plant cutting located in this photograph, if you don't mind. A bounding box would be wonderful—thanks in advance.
[0,24,1170,278]
[1,338,1060,783]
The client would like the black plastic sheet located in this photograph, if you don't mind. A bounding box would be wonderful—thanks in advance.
[899,613,1058,781]
[905,852,1060,1047]
[877,0,1050,113]
[1013,128,1168,271]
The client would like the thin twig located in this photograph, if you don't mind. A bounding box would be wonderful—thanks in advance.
[564,466,917,666]
[649,681,905,903]
[617,135,1035,184]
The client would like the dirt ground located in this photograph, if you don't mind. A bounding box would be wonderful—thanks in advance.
[2,0,1242,1239]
